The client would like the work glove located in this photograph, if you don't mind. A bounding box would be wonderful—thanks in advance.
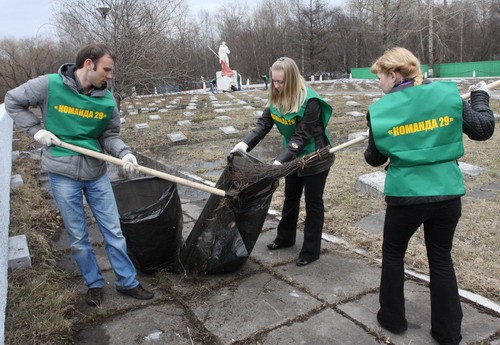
[272,160,282,166]
[231,141,248,153]
[34,129,61,146]
[122,153,138,176]
[469,81,489,95]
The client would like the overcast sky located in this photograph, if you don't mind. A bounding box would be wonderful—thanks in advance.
[0,0,346,40]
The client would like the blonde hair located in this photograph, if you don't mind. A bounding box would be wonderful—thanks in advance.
[370,47,424,86]
[268,57,307,114]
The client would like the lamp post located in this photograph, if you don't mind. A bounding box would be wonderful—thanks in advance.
[96,6,114,94]
[97,7,110,20]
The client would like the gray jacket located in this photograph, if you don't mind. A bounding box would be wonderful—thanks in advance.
[5,63,132,180]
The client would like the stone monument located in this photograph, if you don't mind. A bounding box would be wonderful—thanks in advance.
[211,41,238,92]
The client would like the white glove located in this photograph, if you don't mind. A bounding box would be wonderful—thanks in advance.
[231,141,248,153]
[34,129,61,146]
[122,153,138,176]
[361,129,370,138]
[469,81,489,95]
[272,160,282,166]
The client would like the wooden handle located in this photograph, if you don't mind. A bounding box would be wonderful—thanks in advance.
[461,79,500,100]
[56,141,229,197]
[329,134,368,153]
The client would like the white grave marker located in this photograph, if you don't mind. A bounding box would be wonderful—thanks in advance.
[135,123,150,130]
[167,132,187,142]
[219,126,239,134]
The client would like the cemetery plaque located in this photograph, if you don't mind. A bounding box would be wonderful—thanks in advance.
[167,132,188,142]
[219,126,239,134]
[135,123,150,130]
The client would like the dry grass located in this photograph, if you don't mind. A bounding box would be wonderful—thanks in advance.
[7,132,78,344]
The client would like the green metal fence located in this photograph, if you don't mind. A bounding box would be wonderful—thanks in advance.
[350,61,500,79]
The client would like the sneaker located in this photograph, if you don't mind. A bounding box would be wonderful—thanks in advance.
[86,287,103,307]
[116,284,154,300]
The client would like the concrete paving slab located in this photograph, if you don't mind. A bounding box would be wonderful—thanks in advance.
[75,303,194,345]
[163,260,261,296]
[276,252,380,304]
[467,182,500,200]
[168,132,188,142]
[187,271,323,343]
[8,234,31,269]
[72,270,160,315]
[346,111,365,117]
[491,338,500,345]
[339,283,435,344]
[260,308,380,345]
[181,202,204,222]
[56,245,112,275]
[219,126,239,134]
[459,161,485,176]
[338,281,500,345]
[356,211,385,235]
[251,229,303,265]
[347,131,368,141]
[52,221,102,251]
[177,185,210,202]
[261,218,280,232]
[135,123,150,130]
[10,174,23,189]
[11,150,20,161]
[356,171,385,196]
[182,220,195,240]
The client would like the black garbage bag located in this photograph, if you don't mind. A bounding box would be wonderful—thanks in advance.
[180,151,279,275]
[112,176,183,274]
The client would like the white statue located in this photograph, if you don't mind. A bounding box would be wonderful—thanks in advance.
[218,41,230,66]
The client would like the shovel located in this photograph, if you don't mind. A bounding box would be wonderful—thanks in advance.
[55,141,233,197]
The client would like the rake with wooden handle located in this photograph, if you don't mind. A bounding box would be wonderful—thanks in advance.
[54,141,232,197]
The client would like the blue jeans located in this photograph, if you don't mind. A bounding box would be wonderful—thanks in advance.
[49,172,139,290]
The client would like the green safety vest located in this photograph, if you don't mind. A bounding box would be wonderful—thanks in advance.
[46,74,115,157]
[369,82,464,196]
[269,88,332,157]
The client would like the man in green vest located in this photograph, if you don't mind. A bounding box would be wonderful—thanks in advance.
[5,43,154,307]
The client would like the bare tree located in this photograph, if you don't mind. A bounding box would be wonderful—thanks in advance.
[287,0,336,76]
[2,0,499,101]
[0,38,72,101]
[54,0,187,100]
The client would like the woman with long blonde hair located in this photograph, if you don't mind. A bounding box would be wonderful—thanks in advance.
[231,57,334,266]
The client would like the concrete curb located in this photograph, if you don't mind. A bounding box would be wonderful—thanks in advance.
[0,103,13,345]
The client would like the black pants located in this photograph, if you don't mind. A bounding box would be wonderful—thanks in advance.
[274,169,329,261]
[378,198,463,345]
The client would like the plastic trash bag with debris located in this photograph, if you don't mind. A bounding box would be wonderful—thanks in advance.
[180,151,279,275]
[112,176,183,274]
